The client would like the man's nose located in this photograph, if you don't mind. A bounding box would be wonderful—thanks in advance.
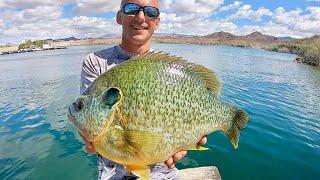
[134,9,146,22]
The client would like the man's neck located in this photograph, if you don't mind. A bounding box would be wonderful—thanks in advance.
[120,40,151,54]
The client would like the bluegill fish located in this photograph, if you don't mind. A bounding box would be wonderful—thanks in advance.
[68,52,249,179]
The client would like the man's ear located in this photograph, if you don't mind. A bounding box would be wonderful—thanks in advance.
[116,11,122,25]
[154,17,160,30]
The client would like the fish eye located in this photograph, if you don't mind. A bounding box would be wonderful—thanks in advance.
[74,99,84,112]
[104,87,121,108]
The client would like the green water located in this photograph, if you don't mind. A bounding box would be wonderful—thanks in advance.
[0,44,319,179]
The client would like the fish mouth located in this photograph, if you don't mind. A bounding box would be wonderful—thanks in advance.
[68,106,75,123]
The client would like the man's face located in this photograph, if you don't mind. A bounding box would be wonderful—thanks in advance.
[117,0,160,46]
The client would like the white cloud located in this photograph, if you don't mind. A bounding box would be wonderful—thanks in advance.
[273,7,302,25]
[237,22,308,38]
[1,1,320,44]
[0,1,121,44]
[0,6,63,25]
[24,6,63,21]
[230,4,273,21]
[1,16,120,43]
[161,0,223,14]
[0,19,4,27]
[0,0,75,9]
[159,12,237,35]
[218,1,243,12]
[270,6,320,36]
[0,19,5,33]
[290,19,320,34]
[306,6,320,20]
[73,0,120,14]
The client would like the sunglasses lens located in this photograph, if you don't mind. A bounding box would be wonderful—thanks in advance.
[122,3,159,18]
[123,3,140,15]
[144,6,159,18]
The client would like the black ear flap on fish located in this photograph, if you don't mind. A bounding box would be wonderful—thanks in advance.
[103,87,122,108]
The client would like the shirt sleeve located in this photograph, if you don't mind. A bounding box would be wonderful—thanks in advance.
[80,53,106,95]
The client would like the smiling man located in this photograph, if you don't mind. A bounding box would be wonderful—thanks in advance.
[80,0,206,179]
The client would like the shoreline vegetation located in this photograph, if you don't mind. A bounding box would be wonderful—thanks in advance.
[0,39,66,55]
[265,35,320,66]
[0,31,319,66]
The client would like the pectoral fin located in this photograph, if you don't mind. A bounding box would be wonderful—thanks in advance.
[126,165,150,180]
[113,126,164,161]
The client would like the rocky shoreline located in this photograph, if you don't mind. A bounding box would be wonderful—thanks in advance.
[264,35,320,66]
[0,46,67,56]
[1,31,319,67]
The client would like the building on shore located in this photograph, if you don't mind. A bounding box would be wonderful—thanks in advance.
[42,41,53,49]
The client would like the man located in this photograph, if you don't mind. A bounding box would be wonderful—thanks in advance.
[80,0,207,179]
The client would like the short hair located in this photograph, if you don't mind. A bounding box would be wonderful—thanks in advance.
[120,0,160,7]
[120,0,124,6]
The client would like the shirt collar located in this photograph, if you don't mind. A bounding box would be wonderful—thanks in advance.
[115,45,154,58]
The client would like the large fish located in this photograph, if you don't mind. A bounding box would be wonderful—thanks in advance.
[68,52,249,179]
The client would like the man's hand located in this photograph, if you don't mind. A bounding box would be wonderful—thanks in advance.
[79,133,96,154]
[164,135,207,169]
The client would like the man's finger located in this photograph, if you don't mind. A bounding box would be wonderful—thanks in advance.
[172,151,187,162]
[85,146,96,154]
[168,164,175,169]
[198,135,207,145]
[79,132,96,153]
[164,157,174,167]
[84,140,96,153]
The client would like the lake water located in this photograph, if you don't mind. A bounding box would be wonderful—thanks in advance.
[0,44,319,180]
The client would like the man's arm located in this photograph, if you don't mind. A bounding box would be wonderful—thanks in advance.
[80,53,105,95]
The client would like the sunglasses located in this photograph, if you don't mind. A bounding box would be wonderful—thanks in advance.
[122,3,160,19]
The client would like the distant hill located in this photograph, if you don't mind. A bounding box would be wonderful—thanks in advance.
[277,36,295,41]
[53,37,80,42]
[203,31,236,40]
[101,34,121,38]
[154,33,195,38]
[49,31,296,49]
[242,31,278,41]
[153,31,288,48]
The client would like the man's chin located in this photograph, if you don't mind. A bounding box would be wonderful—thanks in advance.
[129,35,151,44]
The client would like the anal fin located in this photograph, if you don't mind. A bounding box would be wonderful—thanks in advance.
[188,144,210,151]
[126,165,150,180]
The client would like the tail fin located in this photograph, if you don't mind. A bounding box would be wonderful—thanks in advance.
[226,108,249,149]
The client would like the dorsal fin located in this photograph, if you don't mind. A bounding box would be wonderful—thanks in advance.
[130,51,185,63]
[130,51,221,94]
[192,64,221,94]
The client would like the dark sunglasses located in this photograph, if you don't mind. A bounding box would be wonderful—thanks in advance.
[122,3,160,19]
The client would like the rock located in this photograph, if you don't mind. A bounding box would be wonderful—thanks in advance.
[178,166,221,180]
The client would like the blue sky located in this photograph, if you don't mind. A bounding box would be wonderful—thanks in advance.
[0,0,319,45]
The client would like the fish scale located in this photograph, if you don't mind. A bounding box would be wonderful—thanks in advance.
[68,52,249,179]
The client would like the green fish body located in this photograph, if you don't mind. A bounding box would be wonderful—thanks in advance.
[68,52,249,179]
